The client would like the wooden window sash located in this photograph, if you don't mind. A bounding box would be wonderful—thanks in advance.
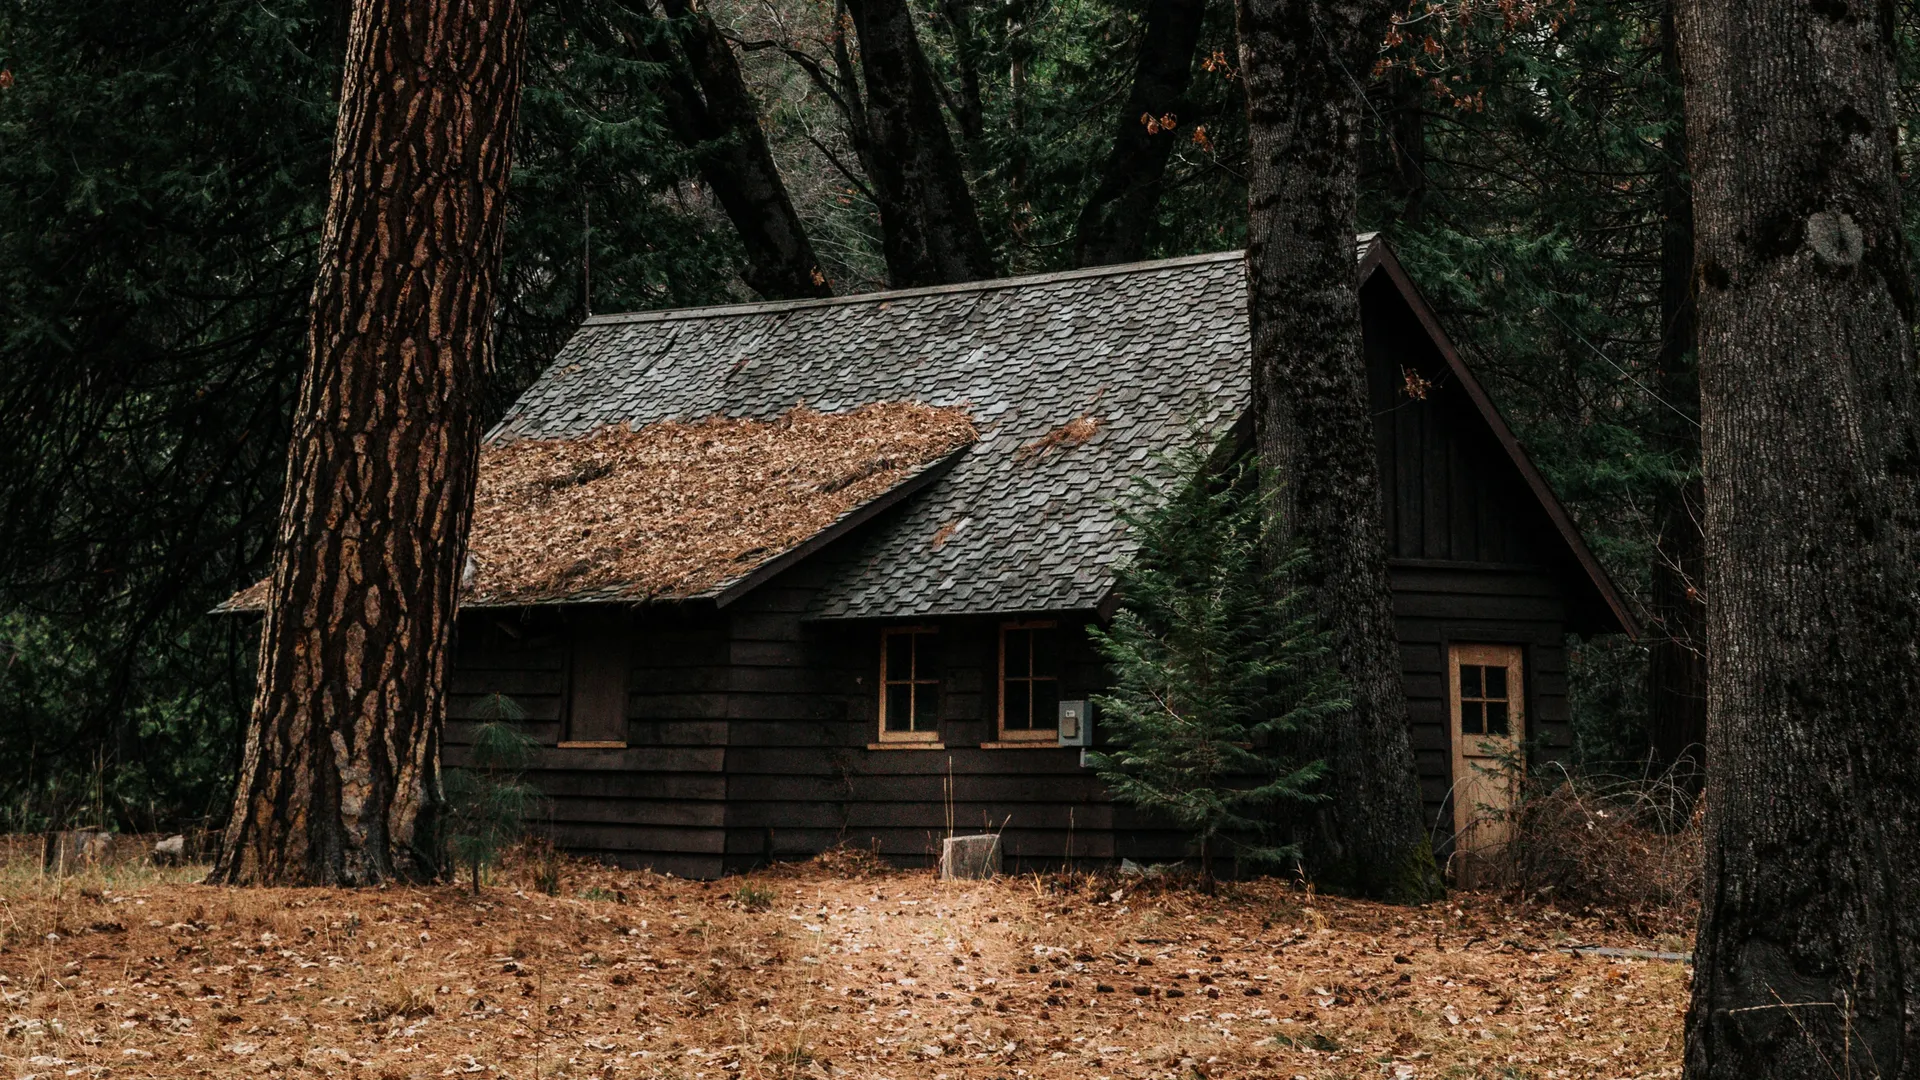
[998,619,1061,742]
[878,626,941,743]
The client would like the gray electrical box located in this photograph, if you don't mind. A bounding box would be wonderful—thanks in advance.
[1057,699,1092,747]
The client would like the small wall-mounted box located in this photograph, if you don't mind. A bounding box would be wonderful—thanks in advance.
[1057,699,1092,748]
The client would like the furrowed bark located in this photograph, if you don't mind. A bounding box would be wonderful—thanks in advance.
[1237,0,1440,900]
[1073,0,1208,268]
[843,0,996,286]
[1676,0,1920,1071]
[655,0,832,300]
[1645,0,1704,775]
[211,0,527,886]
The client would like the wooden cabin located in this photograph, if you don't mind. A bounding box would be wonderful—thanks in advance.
[224,237,1634,878]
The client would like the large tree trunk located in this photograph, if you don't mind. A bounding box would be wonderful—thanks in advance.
[211,0,527,886]
[1645,0,1705,777]
[1237,0,1439,900]
[644,0,832,300]
[843,0,996,287]
[1676,0,1920,1071]
[1073,0,1209,267]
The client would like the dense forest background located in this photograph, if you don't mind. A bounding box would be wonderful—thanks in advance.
[4,0,1918,832]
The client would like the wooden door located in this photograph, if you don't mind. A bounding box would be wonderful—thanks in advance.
[1448,643,1525,882]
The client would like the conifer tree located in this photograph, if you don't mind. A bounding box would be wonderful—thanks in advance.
[1087,445,1343,886]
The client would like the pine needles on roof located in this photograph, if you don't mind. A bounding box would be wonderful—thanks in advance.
[466,401,974,603]
[222,402,975,611]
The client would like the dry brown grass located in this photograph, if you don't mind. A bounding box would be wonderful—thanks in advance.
[0,843,1686,1079]
[221,402,975,610]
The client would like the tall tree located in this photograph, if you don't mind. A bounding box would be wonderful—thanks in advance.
[1073,0,1210,267]
[211,0,528,885]
[1676,0,1920,1072]
[1236,0,1439,898]
[841,0,996,286]
[622,0,831,300]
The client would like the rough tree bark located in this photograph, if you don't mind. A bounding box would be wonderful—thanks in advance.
[843,0,996,287]
[1237,0,1440,899]
[1073,0,1209,268]
[1676,0,1920,1072]
[636,0,831,300]
[1645,0,1704,774]
[211,0,527,886]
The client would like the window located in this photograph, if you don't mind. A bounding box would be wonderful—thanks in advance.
[1457,660,1511,736]
[878,627,940,742]
[998,621,1061,741]
[563,615,630,748]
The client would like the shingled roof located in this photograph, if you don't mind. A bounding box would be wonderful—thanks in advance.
[489,235,1635,632]
[495,250,1252,620]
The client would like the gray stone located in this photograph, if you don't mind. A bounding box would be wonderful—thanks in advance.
[152,835,187,867]
[939,834,1002,881]
[43,829,111,874]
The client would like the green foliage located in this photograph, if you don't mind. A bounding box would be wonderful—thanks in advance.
[734,884,775,911]
[0,0,737,830]
[440,694,544,893]
[1086,441,1343,880]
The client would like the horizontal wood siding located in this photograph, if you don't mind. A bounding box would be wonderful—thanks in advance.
[1389,562,1573,867]
[446,607,729,877]
[717,553,1182,872]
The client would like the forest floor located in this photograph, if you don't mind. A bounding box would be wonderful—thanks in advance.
[0,845,1690,1080]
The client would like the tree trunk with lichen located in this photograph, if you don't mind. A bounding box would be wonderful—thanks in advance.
[1236,0,1440,900]
[1676,0,1920,1072]
[210,0,526,886]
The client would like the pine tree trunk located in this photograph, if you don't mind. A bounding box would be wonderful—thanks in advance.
[1238,0,1440,901]
[843,0,996,287]
[1072,0,1208,268]
[1676,0,1920,1071]
[1645,0,1704,775]
[210,0,527,886]
[649,0,832,300]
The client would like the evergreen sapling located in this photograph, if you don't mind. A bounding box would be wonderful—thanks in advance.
[1087,444,1345,886]
[441,693,543,893]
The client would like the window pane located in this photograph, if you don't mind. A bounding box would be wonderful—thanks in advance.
[1484,664,1508,700]
[1460,701,1483,735]
[1460,664,1482,699]
[1485,701,1509,736]
[913,682,939,732]
[1032,628,1061,679]
[1032,680,1060,730]
[886,683,912,731]
[1004,629,1030,678]
[1004,680,1031,730]
[887,632,913,683]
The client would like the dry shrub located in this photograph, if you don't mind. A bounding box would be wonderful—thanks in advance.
[803,842,891,878]
[1501,763,1702,932]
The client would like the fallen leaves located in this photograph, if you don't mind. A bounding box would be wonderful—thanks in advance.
[0,850,1687,1079]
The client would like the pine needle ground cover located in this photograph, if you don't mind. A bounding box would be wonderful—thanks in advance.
[0,851,1686,1079]
[222,402,975,610]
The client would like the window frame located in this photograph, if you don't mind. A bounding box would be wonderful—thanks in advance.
[559,615,630,749]
[997,619,1062,743]
[877,625,942,743]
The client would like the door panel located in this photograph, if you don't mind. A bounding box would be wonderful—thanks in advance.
[1448,643,1525,883]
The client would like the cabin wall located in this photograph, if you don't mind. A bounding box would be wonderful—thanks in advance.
[446,606,731,878]
[718,556,1178,874]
